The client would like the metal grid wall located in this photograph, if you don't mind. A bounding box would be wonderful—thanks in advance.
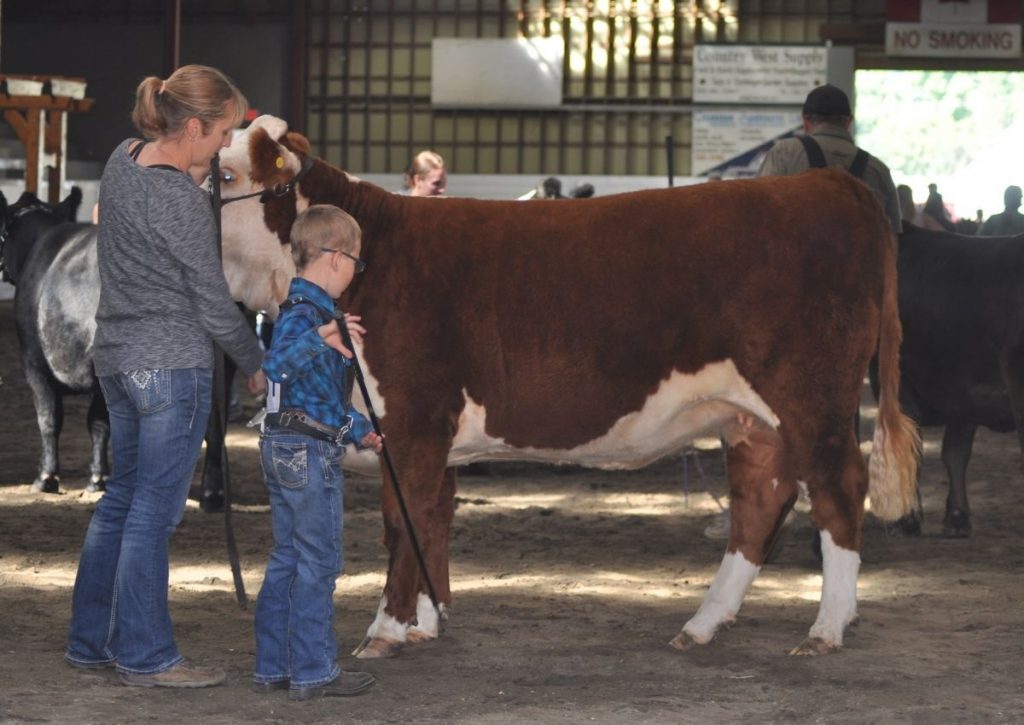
[306,0,742,176]
[736,1,884,43]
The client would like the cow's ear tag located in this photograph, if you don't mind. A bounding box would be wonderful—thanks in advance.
[275,156,285,169]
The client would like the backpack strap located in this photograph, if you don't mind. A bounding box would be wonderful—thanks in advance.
[848,149,871,179]
[799,136,828,168]
[279,295,333,325]
[802,135,872,179]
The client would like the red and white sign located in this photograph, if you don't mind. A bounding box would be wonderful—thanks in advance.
[886,0,1022,58]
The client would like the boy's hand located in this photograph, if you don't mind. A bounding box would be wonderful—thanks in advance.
[361,431,384,453]
[318,320,353,358]
[318,314,367,359]
[342,313,367,347]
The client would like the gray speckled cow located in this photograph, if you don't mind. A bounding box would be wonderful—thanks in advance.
[1,188,230,507]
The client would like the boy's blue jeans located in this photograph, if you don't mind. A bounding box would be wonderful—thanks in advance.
[254,426,346,690]
[66,368,212,674]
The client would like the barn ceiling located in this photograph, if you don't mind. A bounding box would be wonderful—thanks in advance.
[1,0,291,22]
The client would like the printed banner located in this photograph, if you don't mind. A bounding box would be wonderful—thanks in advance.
[692,45,827,104]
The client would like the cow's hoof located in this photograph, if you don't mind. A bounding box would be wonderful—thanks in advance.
[200,492,225,514]
[86,475,106,493]
[887,511,922,537]
[941,509,971,538]
[31,476,60,494]
[405,627,436,644]
[789,637,839,656]
[668,631,705,651]
[352,636,402,659]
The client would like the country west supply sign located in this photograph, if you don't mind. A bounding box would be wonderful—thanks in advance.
[887,0,1022,58]
[690,45,824,176]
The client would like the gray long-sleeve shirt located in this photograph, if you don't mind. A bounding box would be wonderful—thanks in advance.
[92,140,263,377]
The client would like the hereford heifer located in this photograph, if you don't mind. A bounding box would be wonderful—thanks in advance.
[218,115,919,657]
[873,222,1024,537]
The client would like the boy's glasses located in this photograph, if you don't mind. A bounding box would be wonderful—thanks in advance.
[321,247,366,274]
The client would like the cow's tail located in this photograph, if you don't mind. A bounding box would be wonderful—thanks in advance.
[868,232,921,521]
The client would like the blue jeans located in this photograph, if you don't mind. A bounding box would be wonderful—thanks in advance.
[65,368,212,674]
[254,427,346,689]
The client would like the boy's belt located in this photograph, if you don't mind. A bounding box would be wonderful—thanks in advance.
[264,410,349,444]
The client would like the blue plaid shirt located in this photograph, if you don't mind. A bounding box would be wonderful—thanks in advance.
[263,278,373,445]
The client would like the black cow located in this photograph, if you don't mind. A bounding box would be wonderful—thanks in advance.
[0,188,109,493]
[0,189,232,509]
[875,222,1024,537]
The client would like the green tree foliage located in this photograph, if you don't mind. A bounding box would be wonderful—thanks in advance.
[855,70,1024,178]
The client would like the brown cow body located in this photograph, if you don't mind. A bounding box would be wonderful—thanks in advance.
[219,116,918,658]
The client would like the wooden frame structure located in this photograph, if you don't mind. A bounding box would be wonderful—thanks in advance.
[0,75,94,204]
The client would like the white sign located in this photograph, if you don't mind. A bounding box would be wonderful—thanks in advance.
[886,23,1021,57]
[431,38,563,108]
[887,0,1022,58]
[691,111,801,175]
[692,45,827,104]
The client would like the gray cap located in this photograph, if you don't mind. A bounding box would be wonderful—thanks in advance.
[802,84,851,116]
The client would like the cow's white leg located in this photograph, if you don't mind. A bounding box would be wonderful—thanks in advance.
[791,529,860,655]
[406,593,447,642]
[353,595,407,658]
[671,550,760,650]
[354,593,448,658]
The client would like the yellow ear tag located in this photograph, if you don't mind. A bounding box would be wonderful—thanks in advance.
[275,156,285,169]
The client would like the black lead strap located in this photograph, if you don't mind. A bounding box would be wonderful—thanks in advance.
[335,313,444,626]
[209,152,248,609]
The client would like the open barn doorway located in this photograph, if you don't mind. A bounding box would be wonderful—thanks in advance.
[854,69,1024,230]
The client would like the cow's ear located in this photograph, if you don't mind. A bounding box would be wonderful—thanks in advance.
[58,186,83,222]
[248,127,291,188]
[283,131,311,157]
[248,114,288,141]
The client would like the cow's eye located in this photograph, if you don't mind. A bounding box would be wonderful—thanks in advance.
[219,168,238,185]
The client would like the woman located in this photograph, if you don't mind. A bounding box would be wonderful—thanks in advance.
[65,65,265,689]
[399,149,447,196]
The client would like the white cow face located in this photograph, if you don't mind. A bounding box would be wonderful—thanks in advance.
[217,115,304,318]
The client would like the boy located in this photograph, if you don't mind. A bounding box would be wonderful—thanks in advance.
[252,204,382,701]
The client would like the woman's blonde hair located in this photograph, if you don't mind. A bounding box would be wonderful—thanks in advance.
[131,64,247,140]
[290,205,362,271]
[403,150,445,189]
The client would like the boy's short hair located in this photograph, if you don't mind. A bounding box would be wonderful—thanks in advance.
[290,204,361,270]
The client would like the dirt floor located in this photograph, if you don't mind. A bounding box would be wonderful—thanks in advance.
[0,298,1022,724]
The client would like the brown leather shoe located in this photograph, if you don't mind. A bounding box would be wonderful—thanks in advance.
[120,661,226,688]
[289,671,375,701]
[252,679,290,693]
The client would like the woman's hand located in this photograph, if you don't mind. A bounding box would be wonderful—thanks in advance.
[247,369,267,395]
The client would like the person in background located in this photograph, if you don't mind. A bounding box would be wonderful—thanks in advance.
[979,185,1024,236]
[253,204,382,701]
[709,84,902,543]
[398,150,446,197]
[758,84,902,235]
[65,65,266,688]
[921,182,956,232]
[897,184,916,226]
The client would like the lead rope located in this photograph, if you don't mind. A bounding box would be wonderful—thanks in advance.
[335,314,445,628]
[209,152,248,608]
